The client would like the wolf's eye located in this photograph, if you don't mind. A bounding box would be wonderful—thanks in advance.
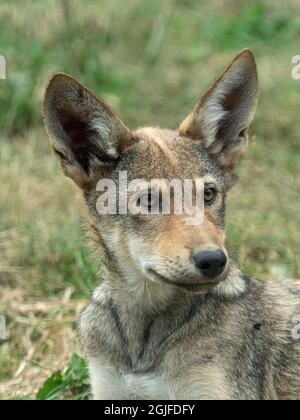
[204,185,217,205]
[138,191,159,211]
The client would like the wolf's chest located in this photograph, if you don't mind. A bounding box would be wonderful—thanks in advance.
[89,362,174,400]
[88,360,234,400]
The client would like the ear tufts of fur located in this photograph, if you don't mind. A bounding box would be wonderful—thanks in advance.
[179,49,259,170]
[44,73,134,189]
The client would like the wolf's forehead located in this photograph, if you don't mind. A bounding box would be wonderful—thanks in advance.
[134,127,179,143]
[116,127,209,180]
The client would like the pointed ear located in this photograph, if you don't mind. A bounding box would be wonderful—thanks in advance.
[179,49,258,169]
[44,74,134,189]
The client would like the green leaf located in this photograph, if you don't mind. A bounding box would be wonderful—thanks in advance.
[36,372,65,401]
[36,354,90,400]
[64,353,89,387]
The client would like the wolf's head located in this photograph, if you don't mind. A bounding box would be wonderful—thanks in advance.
[44,50,258,294]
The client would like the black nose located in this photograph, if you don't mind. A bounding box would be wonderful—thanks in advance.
[192,249,227,278]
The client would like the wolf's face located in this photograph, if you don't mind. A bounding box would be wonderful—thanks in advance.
[44,50,258,293]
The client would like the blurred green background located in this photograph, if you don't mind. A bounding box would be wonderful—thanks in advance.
[0,0,300,399]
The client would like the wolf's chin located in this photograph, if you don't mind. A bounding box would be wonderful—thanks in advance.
[146,268,228,293]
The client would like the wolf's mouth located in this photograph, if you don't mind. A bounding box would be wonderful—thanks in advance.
[147,269,220,292]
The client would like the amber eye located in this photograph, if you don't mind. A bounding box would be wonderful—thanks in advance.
[204,185,217,205]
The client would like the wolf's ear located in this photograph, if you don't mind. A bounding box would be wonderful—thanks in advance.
[179,49,258,169]
[44,74,134,189]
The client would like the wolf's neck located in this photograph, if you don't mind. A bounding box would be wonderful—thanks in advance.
[97,265,248,317]
[91,266,248,372]
[94,274,202,372]
[102,272,183,317]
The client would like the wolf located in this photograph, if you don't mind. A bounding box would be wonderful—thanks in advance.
[44,49,300,400]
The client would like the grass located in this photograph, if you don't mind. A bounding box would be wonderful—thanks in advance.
[0,0,300,399]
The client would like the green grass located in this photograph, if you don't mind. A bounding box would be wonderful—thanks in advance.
[0,0,300,400]
[1,0,300,133]
[0,131,99,298]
